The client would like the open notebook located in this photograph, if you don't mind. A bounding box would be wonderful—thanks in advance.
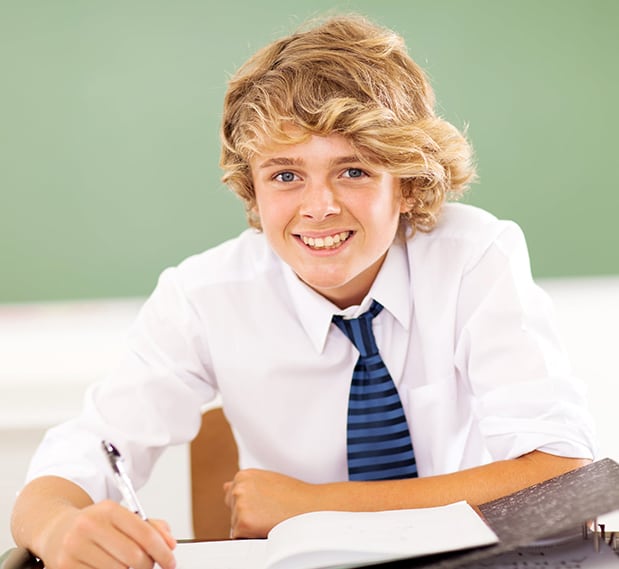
[173,501,497,569]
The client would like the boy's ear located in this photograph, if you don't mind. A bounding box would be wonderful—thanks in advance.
[249,203,261,226]
[398,181,413,214]
[399,194,414,214]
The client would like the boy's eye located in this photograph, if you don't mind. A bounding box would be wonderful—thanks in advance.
[343,168,366,179]
[274,171,298,182]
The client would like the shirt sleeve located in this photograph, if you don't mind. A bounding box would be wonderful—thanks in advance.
[25,267,219,502]
[453,221,597,461]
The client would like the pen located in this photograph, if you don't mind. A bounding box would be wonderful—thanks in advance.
[101,440,148,520]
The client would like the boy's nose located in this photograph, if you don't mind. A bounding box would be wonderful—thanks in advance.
[299,183,341,221]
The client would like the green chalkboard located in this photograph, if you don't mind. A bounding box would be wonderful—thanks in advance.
[1,0,617,302]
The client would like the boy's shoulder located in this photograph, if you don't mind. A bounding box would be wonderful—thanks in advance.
[409,202,524,268]
[417,202,518,244]
[432,202,499,236]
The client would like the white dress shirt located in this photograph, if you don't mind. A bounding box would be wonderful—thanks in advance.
[26,203,597,503]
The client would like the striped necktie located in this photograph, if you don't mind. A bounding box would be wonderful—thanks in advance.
[333,300,418,481]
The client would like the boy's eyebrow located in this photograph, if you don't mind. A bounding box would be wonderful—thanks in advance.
[257,155,362,169]
[333,155,362,165]
[257,157,302,169]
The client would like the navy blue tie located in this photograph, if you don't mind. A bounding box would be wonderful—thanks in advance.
[333,300,418,481]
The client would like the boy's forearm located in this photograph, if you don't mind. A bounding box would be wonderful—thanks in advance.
[226,451,590,538]
[316,451,590,512]
[11,476,93,556]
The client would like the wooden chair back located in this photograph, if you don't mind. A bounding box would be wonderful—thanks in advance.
[189,407,239,540]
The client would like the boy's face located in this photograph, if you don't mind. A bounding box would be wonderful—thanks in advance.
[250,133,407,308]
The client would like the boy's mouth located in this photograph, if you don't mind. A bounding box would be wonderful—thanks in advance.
[300,231,352,250]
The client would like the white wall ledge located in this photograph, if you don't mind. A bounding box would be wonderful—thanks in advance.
[0,298,142,428]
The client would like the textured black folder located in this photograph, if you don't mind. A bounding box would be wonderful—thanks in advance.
[354,458,619,568]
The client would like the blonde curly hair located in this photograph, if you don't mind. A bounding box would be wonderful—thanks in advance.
[220,14,476,233]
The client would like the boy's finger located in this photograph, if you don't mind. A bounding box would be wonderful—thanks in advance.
[149,518,177,549]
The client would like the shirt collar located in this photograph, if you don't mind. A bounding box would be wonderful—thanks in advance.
[282,237,412,353]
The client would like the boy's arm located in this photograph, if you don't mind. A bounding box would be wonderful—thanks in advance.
[11,476,176,569]
[224,450,590,538]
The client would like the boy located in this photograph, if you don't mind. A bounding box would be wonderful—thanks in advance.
[11,14,595,569]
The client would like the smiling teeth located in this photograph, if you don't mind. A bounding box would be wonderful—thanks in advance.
[302,231,350,249]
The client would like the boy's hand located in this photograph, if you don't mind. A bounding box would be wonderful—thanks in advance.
[36,500,176,569]
[223,469,318,539]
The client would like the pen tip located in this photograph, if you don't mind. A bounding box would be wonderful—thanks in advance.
[102,440,120,457]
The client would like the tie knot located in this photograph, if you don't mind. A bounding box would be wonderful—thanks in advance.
[333,300,384,357]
